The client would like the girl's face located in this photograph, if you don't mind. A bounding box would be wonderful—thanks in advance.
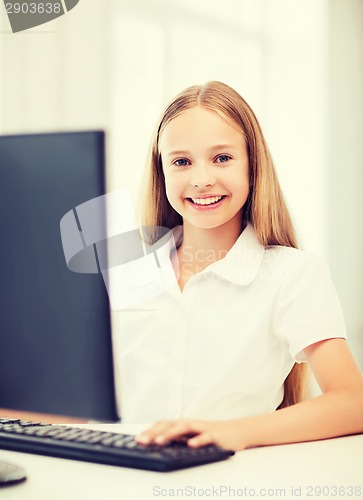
[159,106,250,231]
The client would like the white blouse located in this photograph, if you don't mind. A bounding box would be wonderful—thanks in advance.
[112,223,346,423]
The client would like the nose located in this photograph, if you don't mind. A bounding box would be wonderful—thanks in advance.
[190,164,216,189]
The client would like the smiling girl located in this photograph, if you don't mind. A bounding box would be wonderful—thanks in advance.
[117,81,363,451]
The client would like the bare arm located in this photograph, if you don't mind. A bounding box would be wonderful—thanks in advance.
[137,339,363,450]
[0,408,87,424]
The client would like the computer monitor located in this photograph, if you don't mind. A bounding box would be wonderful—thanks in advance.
[0,131,119,422]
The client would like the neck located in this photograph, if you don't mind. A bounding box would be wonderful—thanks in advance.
[179,216,244,266]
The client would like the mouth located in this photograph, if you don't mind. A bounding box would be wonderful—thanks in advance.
[185,195,227,210]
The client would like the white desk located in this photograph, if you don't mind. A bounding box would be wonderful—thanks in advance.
[1,425,362,500]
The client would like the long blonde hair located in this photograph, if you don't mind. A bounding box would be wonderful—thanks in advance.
[140,81,306,408]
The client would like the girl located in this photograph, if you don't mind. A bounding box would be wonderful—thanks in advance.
[127,81,363,451]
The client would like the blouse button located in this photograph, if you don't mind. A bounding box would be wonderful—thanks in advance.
[173,359,182,369]
[179,310,187,320]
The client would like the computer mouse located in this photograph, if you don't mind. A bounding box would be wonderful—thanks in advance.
[0,461,27,486]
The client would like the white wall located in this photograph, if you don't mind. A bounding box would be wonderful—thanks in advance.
[0,0,362,366]
[327,0,363,366]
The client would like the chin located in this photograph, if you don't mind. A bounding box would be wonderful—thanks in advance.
[185,218,227,230]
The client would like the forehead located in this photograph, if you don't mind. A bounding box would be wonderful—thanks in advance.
[159,107,244,152]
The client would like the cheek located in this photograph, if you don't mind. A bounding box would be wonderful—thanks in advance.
[231,170,250,204]
[163,176,172,200]
[240,177,250,196]
[164,175,183,201]
[163,177,183,212]
[225,167,249,191]
[240,182,250,202]
[237,164,250,189]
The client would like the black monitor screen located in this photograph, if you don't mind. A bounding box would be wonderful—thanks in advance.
[0,131,118,422]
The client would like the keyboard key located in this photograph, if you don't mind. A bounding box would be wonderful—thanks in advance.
[100,436,123,446]
[0,418,20,424]
[18,421,41,427]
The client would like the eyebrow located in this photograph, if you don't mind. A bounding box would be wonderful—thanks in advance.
[167,144,239,157]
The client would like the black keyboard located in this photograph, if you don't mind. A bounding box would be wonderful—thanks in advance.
[0,419,234,472]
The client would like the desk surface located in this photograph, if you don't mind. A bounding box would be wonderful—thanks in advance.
[1,425,362,500]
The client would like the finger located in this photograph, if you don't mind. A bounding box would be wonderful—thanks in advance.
[137,421,172,443]
[154,420,200,444]
[188,432,214,448]
[136,420,174,444]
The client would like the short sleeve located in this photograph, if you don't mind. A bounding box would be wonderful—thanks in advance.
[273,252,347,363]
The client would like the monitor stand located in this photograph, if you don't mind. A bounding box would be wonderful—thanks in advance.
[0,460,27,486]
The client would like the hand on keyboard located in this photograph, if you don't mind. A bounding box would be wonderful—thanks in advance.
[137,418,248,451]
[0,418,234,472]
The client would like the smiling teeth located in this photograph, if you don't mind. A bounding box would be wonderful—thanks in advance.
[191,196,223,205]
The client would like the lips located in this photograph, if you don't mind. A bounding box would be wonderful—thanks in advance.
[185,195,227,210]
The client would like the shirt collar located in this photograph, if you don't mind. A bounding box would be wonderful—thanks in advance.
[171,222,265,287]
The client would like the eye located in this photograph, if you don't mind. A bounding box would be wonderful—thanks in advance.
[215,154,232,163]
[173,158,191,167]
